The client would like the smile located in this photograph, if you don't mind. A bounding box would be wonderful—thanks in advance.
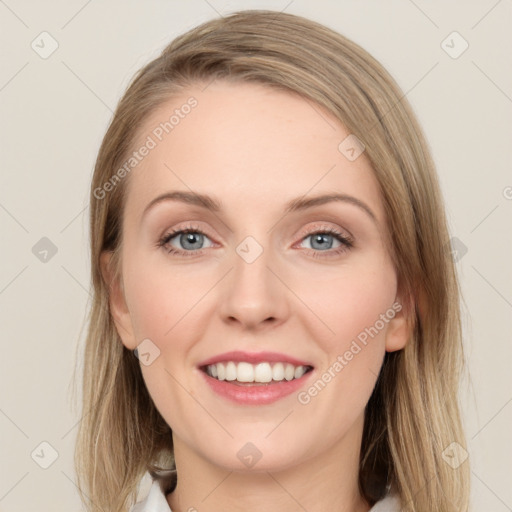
[202,361,313,384]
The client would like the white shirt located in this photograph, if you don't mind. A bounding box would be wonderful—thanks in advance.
[130,471,401,512]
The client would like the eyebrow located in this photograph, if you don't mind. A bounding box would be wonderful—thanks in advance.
[142,190,377,224]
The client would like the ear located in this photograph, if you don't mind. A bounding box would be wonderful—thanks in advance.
[100,250,138,350]
[384,293,414,353]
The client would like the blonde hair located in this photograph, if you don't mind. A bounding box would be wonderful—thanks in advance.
[74,10,470,511]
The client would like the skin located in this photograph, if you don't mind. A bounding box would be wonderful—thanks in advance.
[101,80,411,512]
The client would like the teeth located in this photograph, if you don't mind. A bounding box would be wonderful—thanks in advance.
[284,363,295,381]
[237,362,254,382]
[205,361,310,383]
[254,362,272,383]
[225,361,237,381]
[272,362,284,381]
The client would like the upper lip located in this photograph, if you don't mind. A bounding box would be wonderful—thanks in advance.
[197,351,314,368]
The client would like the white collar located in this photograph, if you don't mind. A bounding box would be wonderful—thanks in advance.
[130,471,401,512]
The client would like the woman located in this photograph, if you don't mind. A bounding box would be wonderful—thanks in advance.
[75,10,470,512]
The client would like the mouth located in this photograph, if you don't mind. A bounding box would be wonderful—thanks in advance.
[197,351,315,404]
[200,361,314,386]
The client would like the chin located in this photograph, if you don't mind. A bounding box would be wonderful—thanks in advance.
[199,438,308,474]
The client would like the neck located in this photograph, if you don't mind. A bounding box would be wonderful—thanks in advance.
[167,414,371,512]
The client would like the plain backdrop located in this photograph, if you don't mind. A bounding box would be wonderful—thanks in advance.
[0,1,511,510]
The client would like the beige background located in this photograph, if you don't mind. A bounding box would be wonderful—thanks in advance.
[1,1,511,510]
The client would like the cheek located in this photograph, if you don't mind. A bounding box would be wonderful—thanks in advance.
[293,264,395,434]
[124,257,208,342]
[124,262,207,427]
[294,256,397,350]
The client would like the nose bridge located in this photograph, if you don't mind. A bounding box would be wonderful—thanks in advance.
[219,234,288,328]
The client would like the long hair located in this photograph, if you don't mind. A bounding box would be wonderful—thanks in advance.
[74,10,470,511]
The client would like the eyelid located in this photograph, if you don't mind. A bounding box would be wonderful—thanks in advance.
[293,222,353,244]
[159,221,215,240]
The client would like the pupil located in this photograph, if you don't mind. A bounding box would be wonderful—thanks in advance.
[180,232,203,250]
[312,234,332,250]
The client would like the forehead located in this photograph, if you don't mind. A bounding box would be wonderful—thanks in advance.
[123,80,384,224]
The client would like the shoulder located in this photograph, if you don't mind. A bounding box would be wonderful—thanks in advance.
[130,470,177,512]
[369,493,402,511]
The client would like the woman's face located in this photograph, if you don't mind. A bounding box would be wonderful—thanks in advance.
[102,80,409,472]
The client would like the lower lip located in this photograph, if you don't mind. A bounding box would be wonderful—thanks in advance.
[199,369,314,405]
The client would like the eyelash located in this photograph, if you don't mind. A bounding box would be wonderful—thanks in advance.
[156,223,354,259]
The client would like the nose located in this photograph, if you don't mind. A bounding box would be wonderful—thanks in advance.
[218,241,290,331]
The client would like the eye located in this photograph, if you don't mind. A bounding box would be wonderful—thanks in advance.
[157,224,214,256]
[157,224,354,259]
[297,227,354,258]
